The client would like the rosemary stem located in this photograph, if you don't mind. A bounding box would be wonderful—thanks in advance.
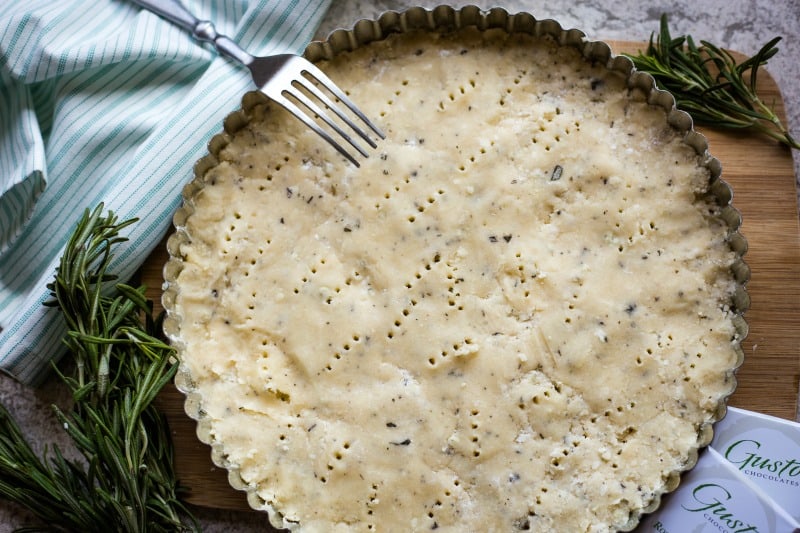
[624,14,797,151]
[0,205,198,531]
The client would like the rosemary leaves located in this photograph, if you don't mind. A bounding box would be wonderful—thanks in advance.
[0,205,198,532]
[625,14,798,150]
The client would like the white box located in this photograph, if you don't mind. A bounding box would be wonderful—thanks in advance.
[711,406,800,523]
[636,447,799,532]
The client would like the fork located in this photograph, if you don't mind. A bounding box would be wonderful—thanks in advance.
[130,0,384,166]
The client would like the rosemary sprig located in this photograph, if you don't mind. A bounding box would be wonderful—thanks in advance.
[0,205,198,532]
[624,14,799,150]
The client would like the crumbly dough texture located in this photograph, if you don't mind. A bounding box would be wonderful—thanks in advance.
[172,28,739,532]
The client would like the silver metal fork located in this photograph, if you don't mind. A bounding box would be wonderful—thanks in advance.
[130,0,384,166]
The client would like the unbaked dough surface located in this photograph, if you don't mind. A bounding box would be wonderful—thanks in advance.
[170,28,739,532]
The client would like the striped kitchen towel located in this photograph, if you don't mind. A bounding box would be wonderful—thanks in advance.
[0,0,331,385]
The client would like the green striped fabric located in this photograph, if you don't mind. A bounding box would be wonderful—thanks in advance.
[0,0,332,385]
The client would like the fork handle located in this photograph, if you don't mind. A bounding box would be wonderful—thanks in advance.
[129,0,253,65]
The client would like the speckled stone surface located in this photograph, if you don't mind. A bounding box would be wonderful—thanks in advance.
[0,1,797,531]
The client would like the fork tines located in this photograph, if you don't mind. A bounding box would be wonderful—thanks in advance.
[276,60,385,167]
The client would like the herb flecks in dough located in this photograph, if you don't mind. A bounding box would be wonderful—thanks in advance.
[172,27,739,533]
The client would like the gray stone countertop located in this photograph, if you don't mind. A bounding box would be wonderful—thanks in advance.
[0,1,797,531]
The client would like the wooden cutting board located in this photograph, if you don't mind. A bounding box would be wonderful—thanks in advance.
[140,41,800,511]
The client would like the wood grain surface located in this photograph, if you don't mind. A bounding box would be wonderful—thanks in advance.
[140,40,800,511]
